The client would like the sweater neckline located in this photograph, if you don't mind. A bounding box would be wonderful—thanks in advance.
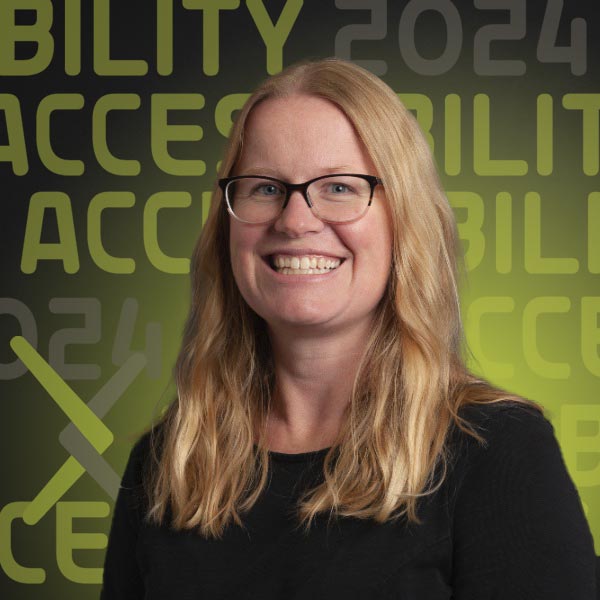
[253,444,332,463]
[269,447,332,462]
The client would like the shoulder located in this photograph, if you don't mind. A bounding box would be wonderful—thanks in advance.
[449,399,593,549]
[447,403,597,596]
[117,424,165,517]
[451,399,554,461]
[457,398,548,433]
[446,399,574,509]
[122,427,157,483]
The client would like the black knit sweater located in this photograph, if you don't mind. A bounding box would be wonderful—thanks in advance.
[100,402,598,599]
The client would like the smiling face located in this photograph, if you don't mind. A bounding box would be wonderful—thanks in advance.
[228,94,393,336]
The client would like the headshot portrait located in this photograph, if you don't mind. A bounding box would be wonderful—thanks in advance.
[2,3,599,600]
[100,57,598,599]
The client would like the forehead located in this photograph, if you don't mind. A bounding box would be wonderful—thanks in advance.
[237,94,375,177]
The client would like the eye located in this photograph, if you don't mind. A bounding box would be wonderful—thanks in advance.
[329,183,351,193]
[253,183,284,196]
[260,185,280,195]
[319,180,358,197]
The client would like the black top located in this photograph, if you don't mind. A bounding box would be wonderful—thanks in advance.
[100,402,598,599]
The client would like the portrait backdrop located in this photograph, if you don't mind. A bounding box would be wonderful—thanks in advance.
[1,1,599,597]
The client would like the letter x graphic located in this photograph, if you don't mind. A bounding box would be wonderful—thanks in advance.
[9,336,146,525]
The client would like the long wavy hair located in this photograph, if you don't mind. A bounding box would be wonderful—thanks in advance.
[146,57,540,538]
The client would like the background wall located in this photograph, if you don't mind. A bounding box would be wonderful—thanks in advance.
[1,1,598,597]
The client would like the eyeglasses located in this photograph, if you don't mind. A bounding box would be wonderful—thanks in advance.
[218,173,383,224]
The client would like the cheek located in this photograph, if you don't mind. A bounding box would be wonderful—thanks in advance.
[228,226,249,288]
[344,215,392,268]
[228,223,264,294]
[372,207,393,271]
[354,218,393,295]
[229,224,253,265]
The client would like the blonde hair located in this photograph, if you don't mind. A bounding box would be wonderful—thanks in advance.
[147,58,540,538]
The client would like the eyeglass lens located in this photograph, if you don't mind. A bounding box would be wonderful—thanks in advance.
[226,176,372,223]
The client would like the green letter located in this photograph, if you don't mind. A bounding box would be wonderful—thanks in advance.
[399,93,434,152]
[56,501,109,584]
[582,297,600,377]
[21,192,79,274]
[589,193,600,274]
[182,0,240,76]
[0,94,28,174]
[444,93,461,176]
[215,93,249,138]
[537,94,553,175]
[495,192,512,274]
[523,296,571,378]
[448,191,485,271]
[92,94,141,175]
[524,192,579,274]
[151,94,205,176]
[93,0,148,75]
[0,502,45,583]
[64,0,81,75]
[157,0,174,75]
[247,0,303,74]
[465,296,515,378]
[0,0,53,75]
[474,94,528,175]
[144,192,192,273]
[562,94,600,176]
[88,192,136,273]
[37,94,85,175]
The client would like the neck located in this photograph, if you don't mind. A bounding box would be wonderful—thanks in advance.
[264,319,373,453]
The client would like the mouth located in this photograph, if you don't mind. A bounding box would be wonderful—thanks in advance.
[265,253,344,275]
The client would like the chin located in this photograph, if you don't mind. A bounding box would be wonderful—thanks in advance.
[255,303,337,330]
[267,311,332,329]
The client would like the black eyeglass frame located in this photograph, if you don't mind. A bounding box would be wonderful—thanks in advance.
[218,173,383,224]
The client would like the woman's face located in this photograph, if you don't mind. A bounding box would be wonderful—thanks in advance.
[229,94,393,335]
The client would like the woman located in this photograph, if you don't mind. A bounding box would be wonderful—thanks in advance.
[101,58,597,599]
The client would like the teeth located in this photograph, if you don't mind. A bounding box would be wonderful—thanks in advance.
[279,267,334,275]
[270,254,342,275]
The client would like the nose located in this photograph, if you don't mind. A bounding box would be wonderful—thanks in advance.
[273,190,325,237]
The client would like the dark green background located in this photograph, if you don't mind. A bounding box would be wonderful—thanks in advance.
[1,1,598,597]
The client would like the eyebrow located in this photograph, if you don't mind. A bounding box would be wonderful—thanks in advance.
[236,165,356,178]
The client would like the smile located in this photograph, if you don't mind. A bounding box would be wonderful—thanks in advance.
[268,254,343,275]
